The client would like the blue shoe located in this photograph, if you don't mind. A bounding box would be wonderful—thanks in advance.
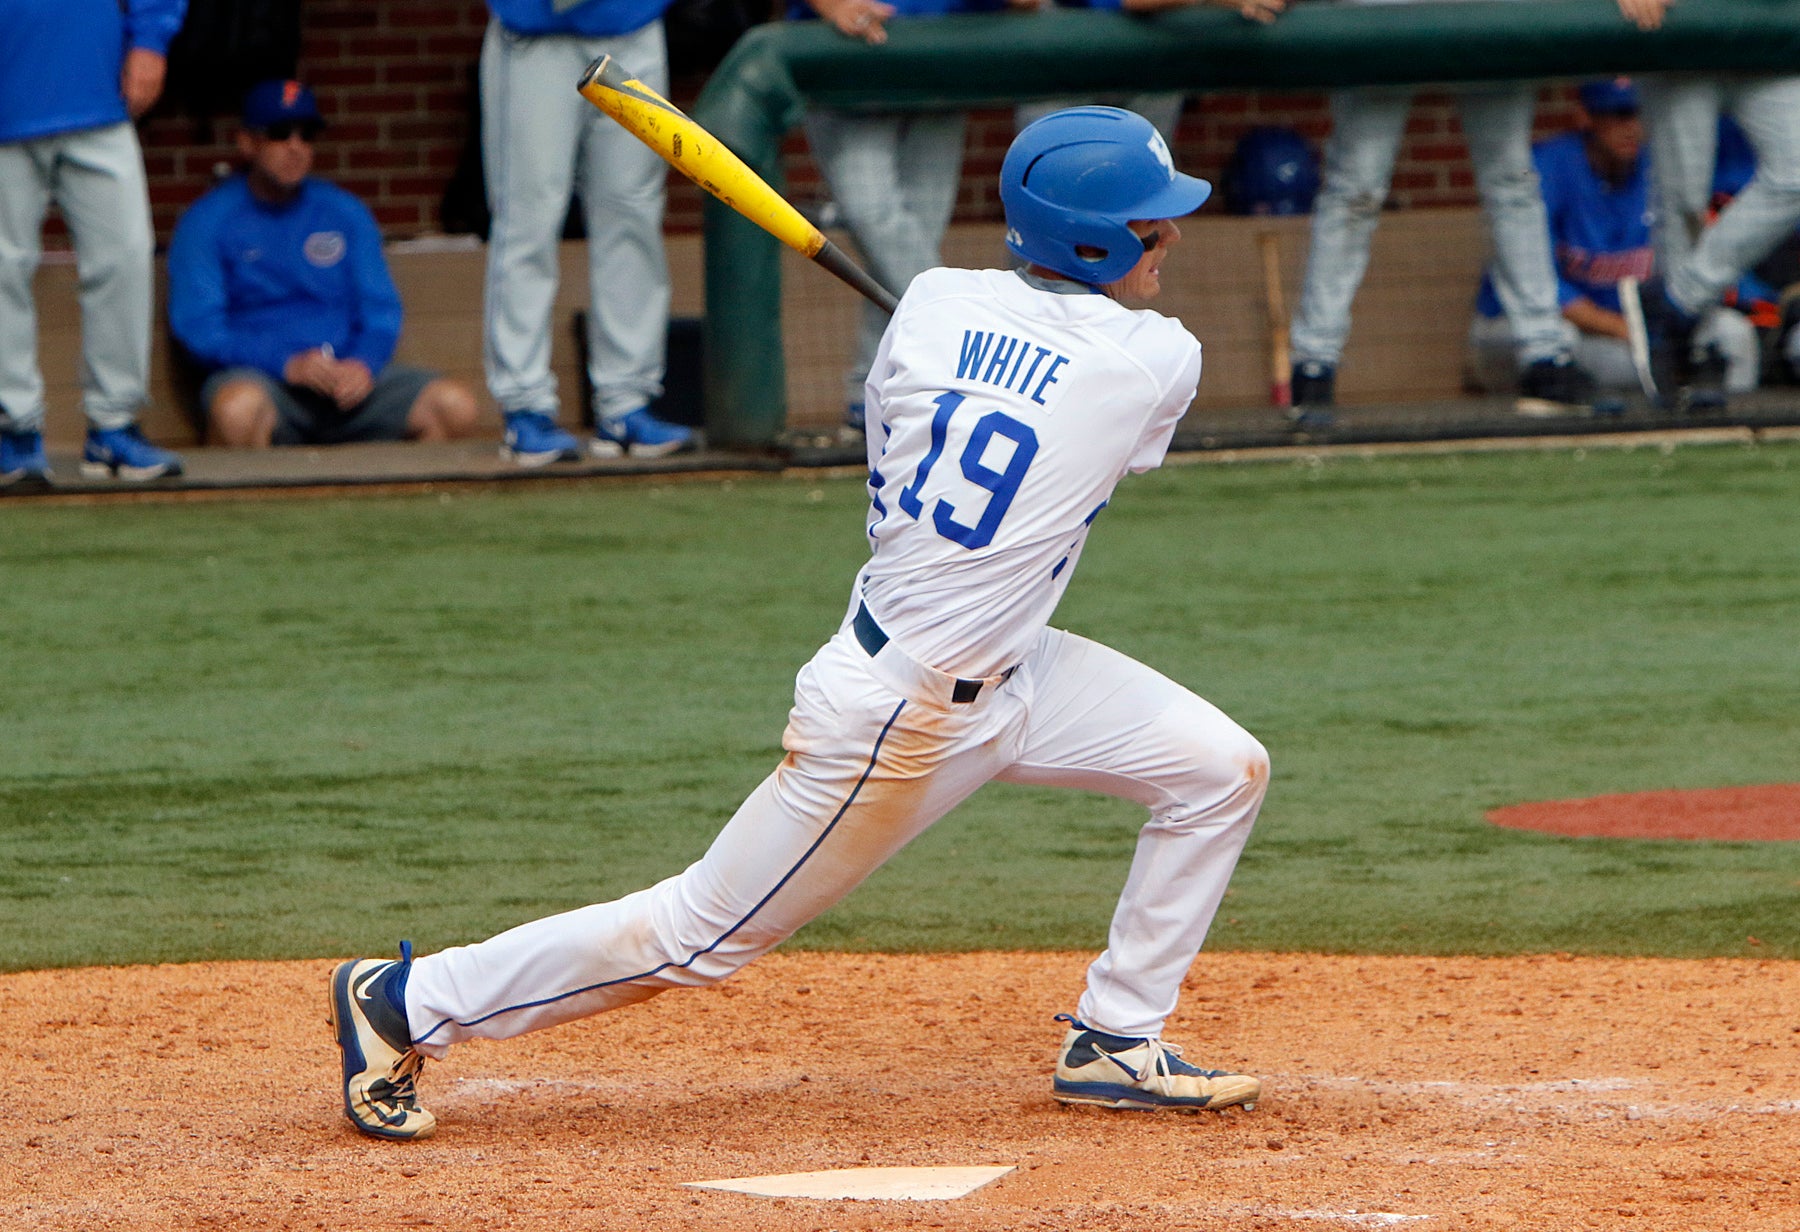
[839,401,867,444]
[1051,1014,1261,1112]
[329,942,436,1141]
[81,425,182,481]
[1,430,52,487]
[500,410,581,467]
[591,407,695,459]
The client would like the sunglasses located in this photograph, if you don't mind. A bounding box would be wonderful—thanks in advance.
[260,120,322,142]
[1140,227,1164,252]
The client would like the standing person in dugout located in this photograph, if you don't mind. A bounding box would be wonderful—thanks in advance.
[1280,0,1590,426]
[0,0,188,486]
[331,107,1271,1141]
[1614,0,1800,411]
[481,0,697,467]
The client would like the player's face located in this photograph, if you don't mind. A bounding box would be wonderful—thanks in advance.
[239,123,318,198]
[1105,219,1181,302]
[1586,110,1644,174]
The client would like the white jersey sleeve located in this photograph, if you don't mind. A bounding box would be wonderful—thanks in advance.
[852,267,1202,679]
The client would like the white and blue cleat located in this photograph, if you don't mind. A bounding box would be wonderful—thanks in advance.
[1051,1014,1261,1112]
[329,942,436,1140]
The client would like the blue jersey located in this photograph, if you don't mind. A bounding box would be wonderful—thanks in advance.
[167,176,405,381]
[486,0,675,37]
[0,0,187,144]
[1477,132,1652,319]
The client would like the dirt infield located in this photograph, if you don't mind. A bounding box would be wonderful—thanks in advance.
[4,952,1796,1231]
[1489,783,1800,842]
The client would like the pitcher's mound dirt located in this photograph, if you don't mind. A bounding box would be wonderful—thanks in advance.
[4,951,1797,1232]
[1489,783,1800,841]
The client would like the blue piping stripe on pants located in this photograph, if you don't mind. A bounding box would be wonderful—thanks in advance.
[414,697,910,1044]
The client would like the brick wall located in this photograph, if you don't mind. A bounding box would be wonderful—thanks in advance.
[130,0,1584,247]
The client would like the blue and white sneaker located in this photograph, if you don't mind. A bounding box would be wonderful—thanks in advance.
[80,425,183,481]
[591,407,695,459]
[329,942,436,1141]
[500,410,582,467]
[1051,1014,1261,1112]
[1,430,52,487]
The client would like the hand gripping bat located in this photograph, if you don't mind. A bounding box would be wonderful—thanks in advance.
[577,55,900,314]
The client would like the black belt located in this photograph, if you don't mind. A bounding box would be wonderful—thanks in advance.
[853,601,1016,704]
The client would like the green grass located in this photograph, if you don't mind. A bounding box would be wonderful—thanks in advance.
[3,440,1798,970]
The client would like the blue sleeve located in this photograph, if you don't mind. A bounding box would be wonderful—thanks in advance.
[1531,141,1584,310]
[166,197,295,379]
[126,0,189,55]
[336,195,403,374]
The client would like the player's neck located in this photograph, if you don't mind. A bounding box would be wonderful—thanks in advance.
[1020,265,1105,297]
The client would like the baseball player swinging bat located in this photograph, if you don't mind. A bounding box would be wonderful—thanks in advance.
[1256,231,1292,409]
[576,55,900,314]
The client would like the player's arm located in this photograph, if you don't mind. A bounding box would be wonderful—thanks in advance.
[1563,296,1630,341]
[803,0,900,44]
[121,0,187,116]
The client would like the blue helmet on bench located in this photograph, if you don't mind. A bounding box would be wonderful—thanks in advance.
[1001,106,1213,286]
[1222,126,1320,217]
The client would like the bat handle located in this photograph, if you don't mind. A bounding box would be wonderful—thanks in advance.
[815,240,900,314]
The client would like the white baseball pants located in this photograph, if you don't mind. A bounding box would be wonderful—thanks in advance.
[479,19,670,421]
[1638,74,1800,317]
[0,122,153,433]
[406,621,1268,1052]
[1292,84,1574,369]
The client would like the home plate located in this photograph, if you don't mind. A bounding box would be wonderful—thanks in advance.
[684,1165,1015,1201]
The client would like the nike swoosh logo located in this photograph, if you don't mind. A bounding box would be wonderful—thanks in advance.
[353,967,382,1005]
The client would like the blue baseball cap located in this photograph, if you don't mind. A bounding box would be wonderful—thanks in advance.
[242,79,324,130]
[1577,78,1639,116]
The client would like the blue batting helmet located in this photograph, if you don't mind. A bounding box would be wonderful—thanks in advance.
[1001,106,1213,286]
[1222,127,1320,217]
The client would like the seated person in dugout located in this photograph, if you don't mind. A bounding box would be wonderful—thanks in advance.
[1466,78,1762,408]
[168,80,478,448]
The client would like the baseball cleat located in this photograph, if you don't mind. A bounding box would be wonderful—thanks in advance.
[501,410,582,467]
[591,407,695,459]
[79,426,182,481]
[1514,353,1597,418]
[329,942,436,1140]
[1,430,53,488]
[1051,1014,1261,1112]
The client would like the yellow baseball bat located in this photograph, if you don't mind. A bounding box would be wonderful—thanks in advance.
[577,55,899,314]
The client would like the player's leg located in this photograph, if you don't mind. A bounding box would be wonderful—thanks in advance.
[1672,75,1800,312]
[1290,87,1412,370]
[1638,76,1725,310]
[401,631,1017,1055]
[995,630,1267,1112]
[403,376,481,441]
[201,370,282,447]
[1458,85,1575,369]
[479,20,581,420]
[577,21,674,431]
[0,139,55,441]
[1696,306,1761,393]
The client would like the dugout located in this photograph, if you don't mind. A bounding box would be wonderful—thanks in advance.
[694,0,1800,445]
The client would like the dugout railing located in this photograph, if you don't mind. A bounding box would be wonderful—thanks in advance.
[690,0,1800,445]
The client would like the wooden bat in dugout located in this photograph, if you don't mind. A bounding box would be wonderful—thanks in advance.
[1257,230,1292,409]
[577,55,899,314]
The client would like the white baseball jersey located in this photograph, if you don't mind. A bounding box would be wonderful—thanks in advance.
[856,267,1201,678]
[404,266,1265,1058]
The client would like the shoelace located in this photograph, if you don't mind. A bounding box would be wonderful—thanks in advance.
[376,1048,427,1110]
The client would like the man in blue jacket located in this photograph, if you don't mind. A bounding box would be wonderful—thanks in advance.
[481,0,696,466]
[167,81,479,448]
[0,0,188,485]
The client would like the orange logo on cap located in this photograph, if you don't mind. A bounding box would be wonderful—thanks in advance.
[282,81,302,108]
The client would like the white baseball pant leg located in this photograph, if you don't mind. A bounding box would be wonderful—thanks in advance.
[480,20,671,419]
[1465,309,1758,392]
[1456,85,1575,366]
[405,626,1266,1053]
[804,110,965,405]
[1641,74,1800,317]
[0,123,152,433]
